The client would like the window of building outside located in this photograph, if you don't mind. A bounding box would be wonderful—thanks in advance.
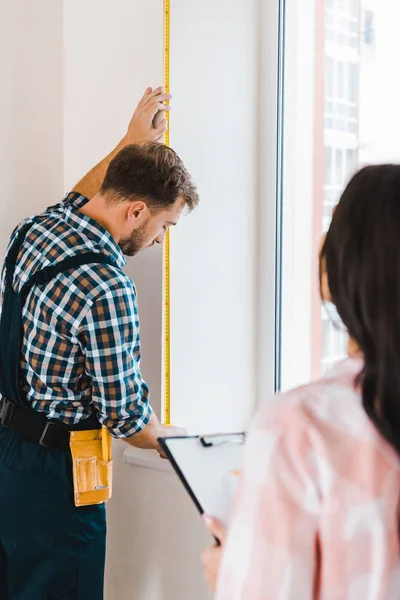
[279,0,400,391]
[363,9,375,49]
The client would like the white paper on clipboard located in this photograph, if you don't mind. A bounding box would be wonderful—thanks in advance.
[158,433,245,527]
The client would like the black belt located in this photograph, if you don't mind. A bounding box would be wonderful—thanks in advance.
[0,396,100,452]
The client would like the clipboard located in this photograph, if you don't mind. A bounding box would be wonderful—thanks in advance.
[158,433,245,528]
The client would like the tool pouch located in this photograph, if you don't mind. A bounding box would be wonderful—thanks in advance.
[69,427,113,507]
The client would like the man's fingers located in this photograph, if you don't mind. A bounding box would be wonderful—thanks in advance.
[162,424,187,438]
[155,102,171,112]
[152,110,164,129]
[203,516,227,545]
[143,103,170,126]
[152,93,172,103]
[141,86,163,106]
[148,85,164,98]
[152,102,171,112]
[143,91,172,108]
[147,103,171,123]
[137,86,168,110]
[167,425,187,436]
[144,98,172,116]
[137,87,153,108]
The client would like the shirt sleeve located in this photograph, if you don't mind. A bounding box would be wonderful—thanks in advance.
[216,402,321,600]
[79,282,152,438]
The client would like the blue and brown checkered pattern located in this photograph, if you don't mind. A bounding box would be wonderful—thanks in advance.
[0,192,152,438]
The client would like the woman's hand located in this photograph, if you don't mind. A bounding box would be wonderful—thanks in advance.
[201,516,227,593]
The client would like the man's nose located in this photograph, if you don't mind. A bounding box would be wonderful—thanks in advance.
[155,230,166,244]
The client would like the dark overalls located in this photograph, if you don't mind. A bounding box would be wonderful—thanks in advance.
[0,222,118,600]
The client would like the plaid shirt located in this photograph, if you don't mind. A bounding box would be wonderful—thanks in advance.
[216,357,400,599]
[0,192,152,438]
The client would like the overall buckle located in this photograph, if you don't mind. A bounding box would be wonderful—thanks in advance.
[0,397,15,427]
[39,421,55,447]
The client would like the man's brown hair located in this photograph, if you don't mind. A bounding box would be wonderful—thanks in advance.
[100,143,199,211]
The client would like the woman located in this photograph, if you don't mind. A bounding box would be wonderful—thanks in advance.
[202,165,400,599]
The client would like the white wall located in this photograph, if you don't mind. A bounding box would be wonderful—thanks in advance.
[169,0,259,432]
[0,0,64,257]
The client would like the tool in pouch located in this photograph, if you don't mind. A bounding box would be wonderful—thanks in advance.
[0,220,117,507]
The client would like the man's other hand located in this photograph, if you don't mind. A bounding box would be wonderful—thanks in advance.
[157,425,187,459]
[126,86,171,144]
[124,413,185,457]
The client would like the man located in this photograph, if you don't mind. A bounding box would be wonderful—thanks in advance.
[0,87,199,600]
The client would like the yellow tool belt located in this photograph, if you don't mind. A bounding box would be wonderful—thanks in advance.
[69,426,113,507]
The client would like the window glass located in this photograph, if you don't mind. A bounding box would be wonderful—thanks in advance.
[280,0,400,390]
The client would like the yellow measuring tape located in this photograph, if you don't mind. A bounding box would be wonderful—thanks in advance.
[163,0,171,425]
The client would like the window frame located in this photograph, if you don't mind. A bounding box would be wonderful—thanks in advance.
[257,0,286,399]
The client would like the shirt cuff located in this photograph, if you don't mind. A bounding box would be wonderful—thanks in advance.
[104,403,153,439]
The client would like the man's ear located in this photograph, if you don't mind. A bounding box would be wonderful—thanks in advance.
[126,200,147,223]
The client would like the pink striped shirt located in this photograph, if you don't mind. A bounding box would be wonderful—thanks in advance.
[216,357,400,599]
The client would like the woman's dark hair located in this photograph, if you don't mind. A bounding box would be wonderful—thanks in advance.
[100,142,199,212]
[320,164,400,538]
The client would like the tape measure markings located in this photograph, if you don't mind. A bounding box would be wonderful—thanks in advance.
[163,0,171,425]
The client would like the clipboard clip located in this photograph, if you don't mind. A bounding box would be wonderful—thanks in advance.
[200,433,246,448]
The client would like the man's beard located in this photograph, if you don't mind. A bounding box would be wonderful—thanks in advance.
[118,221,149,257]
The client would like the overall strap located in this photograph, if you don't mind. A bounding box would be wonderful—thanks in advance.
[0,221,37,407]
[20,252,119,303]
[4,222,35,287]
